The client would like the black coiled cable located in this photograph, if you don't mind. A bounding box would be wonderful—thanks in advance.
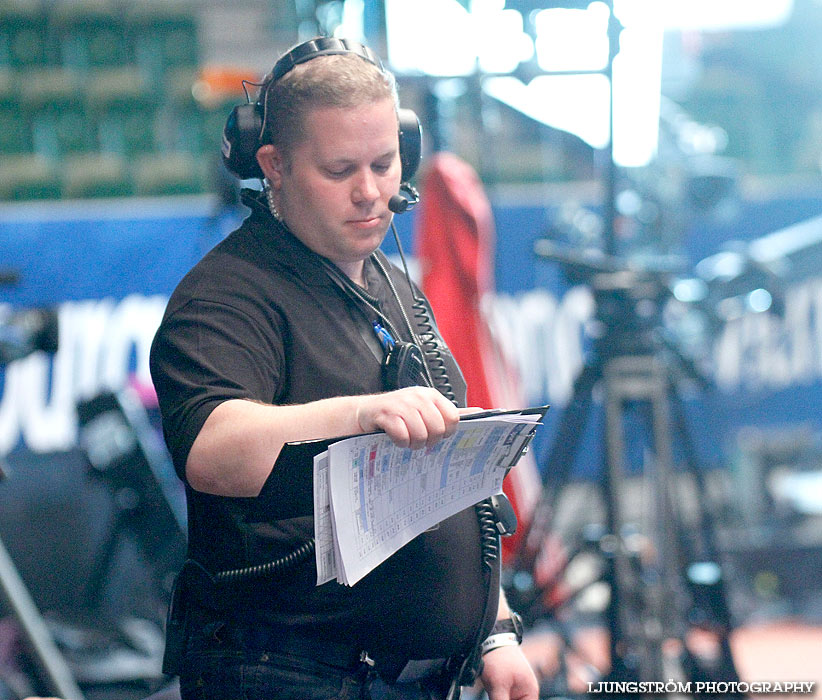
[214,539,316,583]
[474,498,500,571]
[412,296,456,403]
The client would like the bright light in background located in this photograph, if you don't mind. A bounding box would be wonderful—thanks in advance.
[336,0,365,43]
[483,74,612,149]
[612,0,664,166]
[475,3,534,74]
[534,2,611,72]
[385,0,534,76]
[383,0,795,167]
[488,0,664,167]
[385,0,477,76]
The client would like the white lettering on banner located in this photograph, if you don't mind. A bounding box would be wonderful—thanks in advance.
[713,278,822,391]
[483,286,595,407]
[486,276,822,406]
[0,294,167,456]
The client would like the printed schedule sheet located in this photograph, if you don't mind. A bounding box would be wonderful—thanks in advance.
[313,407,547,586]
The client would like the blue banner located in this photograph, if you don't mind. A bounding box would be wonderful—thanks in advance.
[2,191,821,490]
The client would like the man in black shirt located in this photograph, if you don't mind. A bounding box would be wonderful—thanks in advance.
[149,37,537,700]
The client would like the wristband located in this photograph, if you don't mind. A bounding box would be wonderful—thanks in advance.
[489,611,524,642]
[480,632,520,655]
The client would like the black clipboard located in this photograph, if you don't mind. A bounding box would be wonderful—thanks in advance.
[458,404,549,422]
[254,404,549,518]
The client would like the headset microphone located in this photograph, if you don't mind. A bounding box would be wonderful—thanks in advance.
[388,196,408,214]
[388,183,420,214]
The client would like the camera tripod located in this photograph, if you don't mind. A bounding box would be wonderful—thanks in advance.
[510,251,742,694]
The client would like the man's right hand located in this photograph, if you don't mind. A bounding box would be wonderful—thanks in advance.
[355,386,461,450]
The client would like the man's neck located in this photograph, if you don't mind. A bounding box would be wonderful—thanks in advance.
[334,260,367,288]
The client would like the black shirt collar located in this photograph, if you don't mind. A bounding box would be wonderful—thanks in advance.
[241,188,335,287]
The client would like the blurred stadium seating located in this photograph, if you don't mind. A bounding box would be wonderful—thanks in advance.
[0,0,240,201]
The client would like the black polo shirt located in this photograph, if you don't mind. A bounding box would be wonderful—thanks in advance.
[149,191,498,663]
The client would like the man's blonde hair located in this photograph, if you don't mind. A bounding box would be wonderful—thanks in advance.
[260,52,399,154]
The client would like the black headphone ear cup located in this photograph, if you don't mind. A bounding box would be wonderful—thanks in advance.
[398,108,422,182]
[222,102,265,180]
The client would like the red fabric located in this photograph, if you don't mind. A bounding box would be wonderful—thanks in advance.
[415,153,495,407]
[414,152,540,560]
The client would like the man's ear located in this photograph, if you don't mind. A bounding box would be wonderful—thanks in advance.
[256,144,284,188]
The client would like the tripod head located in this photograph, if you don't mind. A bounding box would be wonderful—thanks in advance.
[533,237,704,375]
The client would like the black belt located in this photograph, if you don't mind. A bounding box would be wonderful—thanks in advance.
[215,621,365,669]
[189,613,449,684]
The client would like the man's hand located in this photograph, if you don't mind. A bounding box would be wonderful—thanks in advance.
[355,386,461,449]
[480,645,539,700]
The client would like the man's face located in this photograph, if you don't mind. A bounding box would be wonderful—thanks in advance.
[260,97,402,273]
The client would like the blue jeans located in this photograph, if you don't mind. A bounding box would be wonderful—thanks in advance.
[178,620,448,700]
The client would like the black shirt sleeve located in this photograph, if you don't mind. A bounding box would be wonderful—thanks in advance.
[149,297,287,479]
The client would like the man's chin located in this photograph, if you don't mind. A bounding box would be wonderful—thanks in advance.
[354,225,389,248]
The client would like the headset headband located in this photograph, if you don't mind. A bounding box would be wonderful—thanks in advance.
[267,37,384,84]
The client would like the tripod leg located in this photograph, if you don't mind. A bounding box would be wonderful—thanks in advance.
[511,355,603,594]
[0,536,85,699]
[601,361,631,679]
[668,391,725,567]
[647,366,686,631]
[543,357,603,491]
[668,387,742,684]
[603,356,685,682]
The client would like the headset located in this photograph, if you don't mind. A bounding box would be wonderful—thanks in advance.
[220,35,422,201]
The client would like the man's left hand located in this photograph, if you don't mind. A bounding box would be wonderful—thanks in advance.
[479,644,539,700]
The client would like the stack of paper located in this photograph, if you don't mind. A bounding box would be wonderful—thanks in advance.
[313,408,546,586]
